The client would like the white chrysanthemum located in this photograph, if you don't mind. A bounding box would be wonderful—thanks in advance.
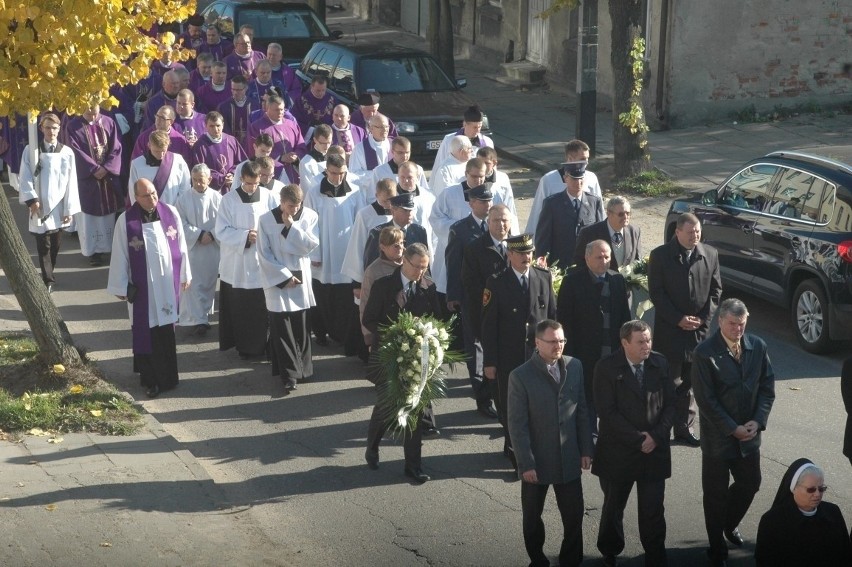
[407,328,416,336]
[400,343,410,352]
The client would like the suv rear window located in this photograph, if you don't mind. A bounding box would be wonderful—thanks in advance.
[768,168,836,223]
[238,8,326,38]
[358,56,455,93]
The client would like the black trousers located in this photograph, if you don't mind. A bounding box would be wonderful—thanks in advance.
[668,353,698,436]
[269,309,312,385]
[521,479,584,567]
[218,282,268,356]
[460,304,489,406]
[702,450,762,560]
[366,398,425,471]
[597,477,667,566]
[133,324,179,390]
[312,280,353,343]
[34,231,62,284]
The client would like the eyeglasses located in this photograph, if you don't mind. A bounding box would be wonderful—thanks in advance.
[614,211,631,217]
[801,485,828,494]
[539,339,567,345]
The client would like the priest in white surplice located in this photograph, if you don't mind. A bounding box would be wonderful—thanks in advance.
[429,135,472,197]
[176,163,222,334]
[340,179,396,287]
[214,161,278,358]
[348,113,391,182]
[369,136,429,198]
[107,179,190,399]
[258,183,320,391]
[128,130,191,206]
[18,113,80,291]
[431,104,493,173]
[476,146,520,234]
[299,124,333,192]
[303,153,367,349]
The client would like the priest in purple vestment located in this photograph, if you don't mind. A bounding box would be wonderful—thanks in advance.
[191,111,248,194]
[132,106,192,164]
[196,61,232,113]
[246,95,306,185]
[218,75,256,152]
[330,104,366,160]
[62,105,123,265]
[143,69,183,129]
[196,25,233,61]
[224,33,265,80]
[173,90,206,147]
[351,92,398,140]
[292,75,336,136]
[188,52,214,92]
[266,42,301,106]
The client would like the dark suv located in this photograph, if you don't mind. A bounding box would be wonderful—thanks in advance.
[665,146,852,353]
[295,41,490,156]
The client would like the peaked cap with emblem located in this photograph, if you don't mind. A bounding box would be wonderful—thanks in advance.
[505,233,535,253]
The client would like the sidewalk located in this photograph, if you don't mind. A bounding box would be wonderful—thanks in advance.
[1,10,850,567]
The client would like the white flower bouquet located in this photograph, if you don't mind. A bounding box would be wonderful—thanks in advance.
[375,312,464,435]
[619,256,654,318]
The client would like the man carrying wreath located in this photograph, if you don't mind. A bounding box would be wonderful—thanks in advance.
[363,243,442,483]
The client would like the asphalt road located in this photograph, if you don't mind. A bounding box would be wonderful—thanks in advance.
[2,165,851,566]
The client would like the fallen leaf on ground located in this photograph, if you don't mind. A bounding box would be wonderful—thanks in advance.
[45,504,57,511]
[69,385,84,394]
[47,437,64,444]
[89,409,103,417]
[788,387,801,391]
[27,428,48,436]
[16,482,25,487]
[99,542,112,548]
[52,364,65,374]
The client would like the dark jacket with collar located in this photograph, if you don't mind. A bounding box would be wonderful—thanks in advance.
[692,329,775,459]
[446,213,488,304]
[557,266,631,392]
[460,232,507,339]
[841,356,852,462]
[362,220,428,271]
[648,237,722,360]
[592,349,675,481]
[573,220,642,270]
[534,190,604,270]
[481,265,557,380]
[508,353,593,484]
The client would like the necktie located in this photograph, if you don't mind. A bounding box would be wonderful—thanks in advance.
[612,232,623,247]
[634,363,644,390]
[497,243,505,259]
[548,363,560,383]
[682,249,692,265]
[573,199,581,213]
[48,144,55,153]
[407,280,416,299]
[520,274,528,293]
[731,342,741,363]
[480,219,487,233]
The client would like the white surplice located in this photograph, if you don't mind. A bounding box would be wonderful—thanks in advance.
[175,187,222,325]
[128,153,191,206]
[215,186,278,289]
[257,206,320,312]
[18,146,80,233]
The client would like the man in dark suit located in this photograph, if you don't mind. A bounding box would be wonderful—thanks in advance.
[558,240,631,436]
[534,161,604,270]
[508,319,593,567]
[482,233,557,468]
[843,356,852,467]
[363,243,441,483]
[362,192,428,270]
[445,185,498,418]
[573,195,641,271]
[593,320,675,567]
[692,298,775,567]
[648,212,722,446]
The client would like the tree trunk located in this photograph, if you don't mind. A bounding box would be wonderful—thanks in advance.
[0,188,81,367]
[429,0,455,80]
[609,0,650,178]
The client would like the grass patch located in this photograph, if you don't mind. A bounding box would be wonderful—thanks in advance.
[613,169,680,198]
[731,101,840,124]
[0,333,144,436]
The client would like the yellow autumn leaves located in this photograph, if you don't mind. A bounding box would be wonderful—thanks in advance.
[0,1,197,117]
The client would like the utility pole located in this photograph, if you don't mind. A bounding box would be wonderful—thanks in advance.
[575,0,598,155]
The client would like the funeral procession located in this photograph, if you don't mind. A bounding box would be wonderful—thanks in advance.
[2,2,852,566]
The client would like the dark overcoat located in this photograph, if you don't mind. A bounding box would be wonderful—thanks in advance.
[573,220,642,270]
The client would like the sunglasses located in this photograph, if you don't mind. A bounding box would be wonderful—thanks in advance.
[802,485,828,494]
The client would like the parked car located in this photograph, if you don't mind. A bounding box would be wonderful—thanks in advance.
[200,1,343,62]
[295,41,490,156]
[664,146,852,353]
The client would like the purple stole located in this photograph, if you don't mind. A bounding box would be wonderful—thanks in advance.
[362,139,389,170]
[126,202,182,354]
[456,128,486,148]
[151,151,175,197]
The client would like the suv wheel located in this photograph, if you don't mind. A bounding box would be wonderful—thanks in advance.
[792,280,835,353]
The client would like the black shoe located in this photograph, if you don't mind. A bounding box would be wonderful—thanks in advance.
[724,527,744,547]
[602,555,618,567]
[46,284,53,295]
[674,432,701,447]
[194,324,209,336]
[477,402,498,419]
[89,253,103,266]
[422,427,440,438]
[404,468,430,483]
[145,385,160,398]
[365,449,379,470]
[283,381,298,391]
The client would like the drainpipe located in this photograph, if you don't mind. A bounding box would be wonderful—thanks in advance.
[654,0,670,126]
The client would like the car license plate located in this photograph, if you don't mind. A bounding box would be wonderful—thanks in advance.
[426,140,441,150]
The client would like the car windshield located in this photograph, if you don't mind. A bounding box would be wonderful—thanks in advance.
[239,9,328,39]
[358,55,456,93]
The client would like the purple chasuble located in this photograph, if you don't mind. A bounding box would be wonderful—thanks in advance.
[151,151,175,196]
[126,202,182,354]
[361,139,389,170]
[456,127,487,148]
[191,134,248,193]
